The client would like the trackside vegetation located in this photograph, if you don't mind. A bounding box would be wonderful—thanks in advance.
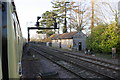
[86,22,120,54]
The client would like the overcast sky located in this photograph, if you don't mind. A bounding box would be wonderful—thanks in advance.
[14,0,53,38]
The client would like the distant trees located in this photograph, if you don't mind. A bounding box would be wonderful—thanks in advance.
[37,0,119,33]
[37,11,57,37]
[101,0,118,24]
[69,0,90,31]
[36,0,120,54]
[86,0,120,54]
[51,0,71,33]
[51,0,117,32]
[40,11,57,28]
[51,0,92,32]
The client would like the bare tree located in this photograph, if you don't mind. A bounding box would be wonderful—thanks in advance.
[93,0,119,24]
[102,0,118,23]
[67,0,90,32]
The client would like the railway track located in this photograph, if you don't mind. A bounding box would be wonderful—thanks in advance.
[32,48,107,80]
[45,46,120,72]
[45,45,119,67]
[53,48,119,66]
[30,43,119,79]
[34,44,119,74]
[31,48,85,79]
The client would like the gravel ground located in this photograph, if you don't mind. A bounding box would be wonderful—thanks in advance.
[21,44,78,79]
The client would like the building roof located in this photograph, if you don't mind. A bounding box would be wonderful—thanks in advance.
[50,31,78,40]
[59,32,78,39]
[50,34,61,40]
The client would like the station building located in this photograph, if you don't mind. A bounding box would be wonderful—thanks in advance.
[50,31,86,51]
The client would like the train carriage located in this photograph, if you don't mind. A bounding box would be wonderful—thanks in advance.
[0,0,24,79]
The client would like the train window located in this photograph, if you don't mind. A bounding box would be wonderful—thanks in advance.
[12,11,21,47]
[13,20,17,37]
[12,13,19,38]
[15,20,20,44]
[12,13,19,36]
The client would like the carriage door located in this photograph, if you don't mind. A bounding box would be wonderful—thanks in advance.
[78,42,82,51]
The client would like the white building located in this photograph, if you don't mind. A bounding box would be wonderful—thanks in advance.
[51,31,86,51]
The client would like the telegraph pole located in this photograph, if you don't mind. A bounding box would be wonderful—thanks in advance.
[90,0,94,29]
[63,2,70,33]
[70,2,72,32]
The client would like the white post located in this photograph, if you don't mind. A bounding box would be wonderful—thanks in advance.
[112,48,116,59]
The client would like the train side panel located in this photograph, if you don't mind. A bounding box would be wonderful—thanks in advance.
[0,1,23,79]
[7,2,19,78]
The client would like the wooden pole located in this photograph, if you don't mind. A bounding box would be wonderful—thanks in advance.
[91,0,94,29]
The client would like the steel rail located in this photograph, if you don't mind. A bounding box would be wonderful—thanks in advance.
[31,45,115,80]
[31,48,86,80]
[48,46,119,67]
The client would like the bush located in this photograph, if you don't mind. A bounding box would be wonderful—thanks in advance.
[87,22,120,54]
